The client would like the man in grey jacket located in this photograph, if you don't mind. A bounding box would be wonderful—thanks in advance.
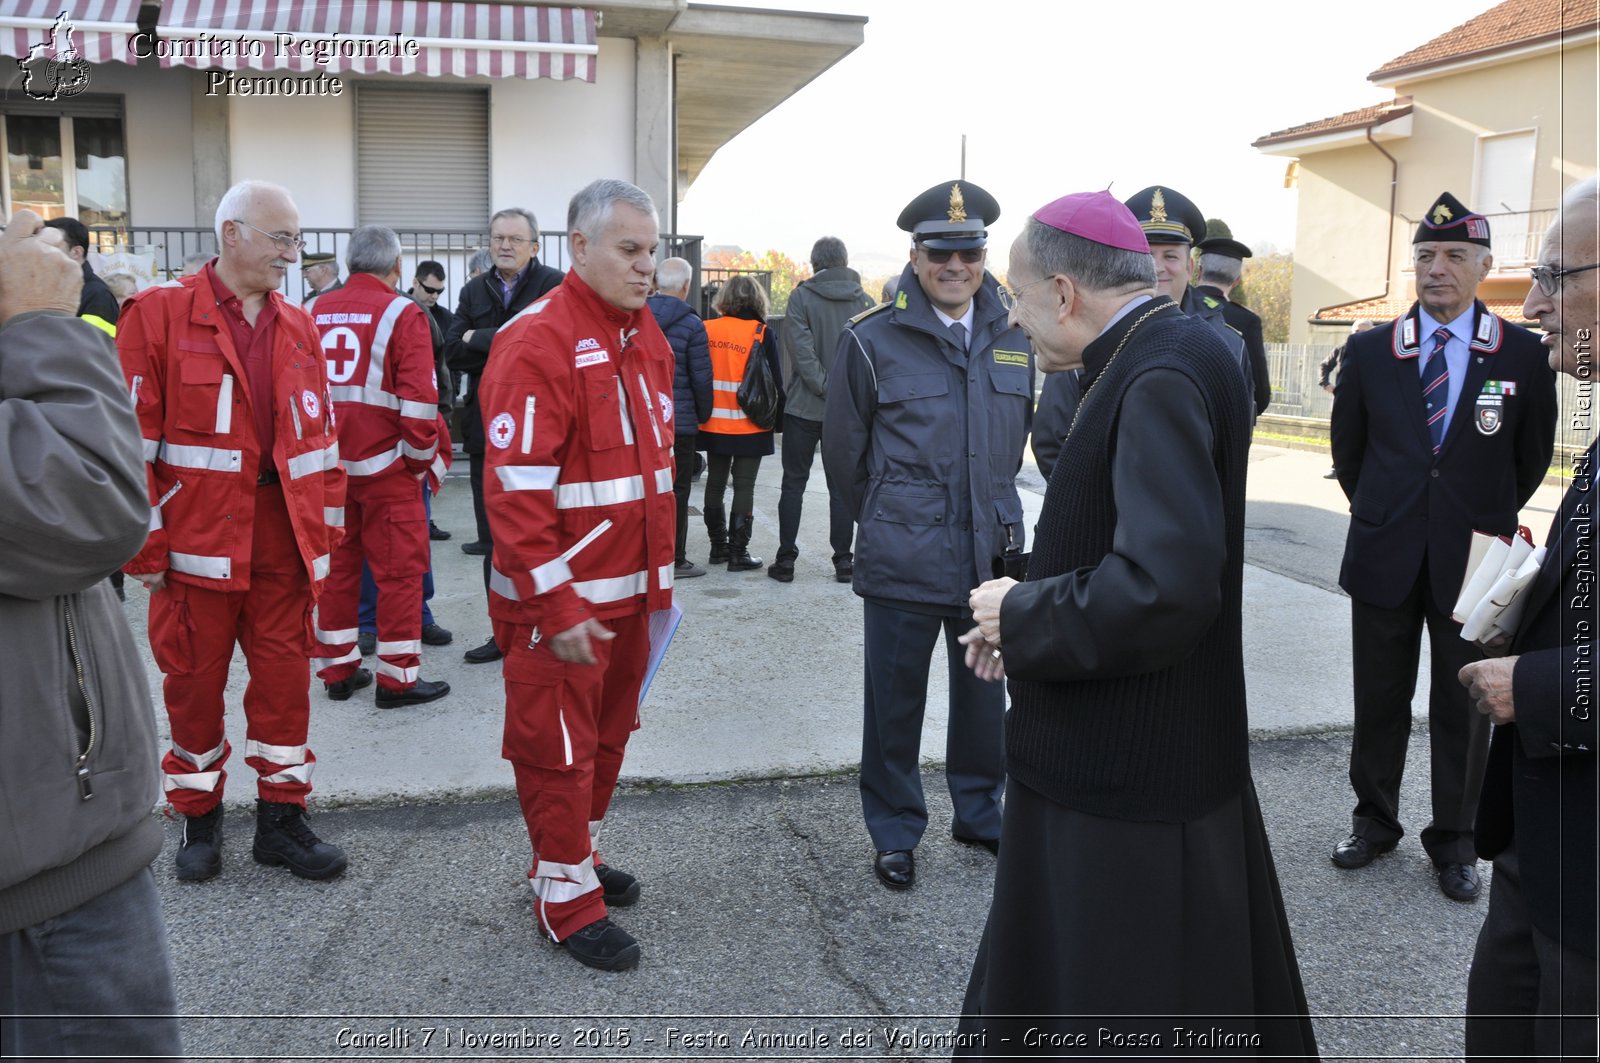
[0,210,181,1056]
[772,236,873,583]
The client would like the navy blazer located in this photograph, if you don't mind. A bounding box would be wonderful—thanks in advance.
[1475,443,1597,954]
[1330,301,1557,614]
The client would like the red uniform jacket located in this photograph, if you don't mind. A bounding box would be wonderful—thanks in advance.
[311,273,447,496]
[117,273,346,591]
[480,270,676,637]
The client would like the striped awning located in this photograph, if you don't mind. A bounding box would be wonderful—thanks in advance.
[154,1,597,81]
[0,1,143,67]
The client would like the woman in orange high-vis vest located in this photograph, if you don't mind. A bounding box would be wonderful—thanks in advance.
[698,275,784,571]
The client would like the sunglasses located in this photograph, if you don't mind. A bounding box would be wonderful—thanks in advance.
[921,246,984,264]
[419,282,444,295]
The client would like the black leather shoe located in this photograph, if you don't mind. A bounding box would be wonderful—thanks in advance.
[357,631,376,657]
[464,636,503,664]
[461,540,491,556]
[561,916,640,971]
[834,560,853,583]
[429,521,452,541]
[952,832,1000,856]
[420,623,453,646]
[767,559,795,583]
[596,862,640,907]
[175,805,223,882]
[376,678,450,708]
[325,667,373,701]
[1331,834,1397,869]
[1436,861,1481,902]
[874,849,914,890]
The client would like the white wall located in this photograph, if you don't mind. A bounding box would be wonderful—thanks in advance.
[488,36,636,238]
[227,88,357,229]
[85,62,196,226]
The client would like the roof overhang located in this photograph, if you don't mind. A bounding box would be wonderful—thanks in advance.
[594,1,866,188]
[1254,111,1412,158]
[1371,25,1599,87]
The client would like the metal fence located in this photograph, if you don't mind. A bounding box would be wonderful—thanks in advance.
[1263,342,1341,420]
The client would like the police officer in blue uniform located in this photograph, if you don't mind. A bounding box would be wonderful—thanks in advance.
[823,181,1034,890]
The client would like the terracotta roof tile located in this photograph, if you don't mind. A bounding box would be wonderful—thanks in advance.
[1252,98,1413,148]
[1312,296,1533,324]
[1371,0,1599,81]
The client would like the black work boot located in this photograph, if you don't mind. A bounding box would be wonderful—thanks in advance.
[325,667,373,701]
[727,514,764,571]
[175,805,223,882]
[253,800,348,880]
[560,916,640,971]
[704,503,729,565]
[595,862,641,906]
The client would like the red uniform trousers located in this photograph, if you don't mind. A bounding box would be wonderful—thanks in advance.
[151,483,316,815]
[313,478,429,692]
[495,612,648,941]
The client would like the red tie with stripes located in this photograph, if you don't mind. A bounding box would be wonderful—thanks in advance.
[1423,327,1451,455]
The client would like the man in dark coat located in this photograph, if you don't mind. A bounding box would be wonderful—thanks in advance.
[1196,235,1272,418]
[823,181,1033,891]
[1458,176,1598,1059]
[647,256,714,578]
[446,207,563,664]
[955,190,1315,1054]
[1329,192,1556,903]
[41,216,118,326]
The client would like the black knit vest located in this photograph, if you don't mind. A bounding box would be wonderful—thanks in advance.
[1005,311,1252,822]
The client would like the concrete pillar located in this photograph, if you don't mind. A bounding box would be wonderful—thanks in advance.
[190,72,229,229]
[634,35,675,232]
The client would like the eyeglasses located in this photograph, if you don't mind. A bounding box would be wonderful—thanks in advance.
[234,220,305,254]
[418,282,444,295]
[1530,262,1600,296]
[998,276,1051,312]
[920,246,984,265]
[490,234,533,247]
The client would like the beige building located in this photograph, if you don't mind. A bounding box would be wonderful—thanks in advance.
[1254,0,1598,344]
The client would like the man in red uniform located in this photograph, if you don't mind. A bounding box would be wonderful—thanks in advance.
[117,180,348,883]
[480,179,676,971]
[309,225,450,708]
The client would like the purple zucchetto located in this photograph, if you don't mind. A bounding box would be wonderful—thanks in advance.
[1032,191,1150,254]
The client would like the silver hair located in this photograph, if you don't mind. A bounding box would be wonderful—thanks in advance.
[345,224,403,276]
[1350,318,1374,334]
[491,207,539,240]
[1023,217,1156,292]
[567,179,657,238]
[214,179,293,243]
[655,256,693,294]
[1197,252,1243,286]
[467,249,492,275]
[810,236,847,272]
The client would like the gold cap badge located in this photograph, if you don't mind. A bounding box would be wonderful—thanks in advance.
[1150,188,1169,224]
[947,183,966,223]
[1432,202,1453,225]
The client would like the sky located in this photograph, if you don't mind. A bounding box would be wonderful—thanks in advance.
[676,0,1496,272]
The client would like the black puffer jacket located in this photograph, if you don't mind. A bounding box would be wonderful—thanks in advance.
[647,293,713,436]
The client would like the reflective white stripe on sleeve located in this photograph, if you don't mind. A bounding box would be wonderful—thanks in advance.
[340,443,403,478]
[311,553,331,581]
[712,380,739,392]
[315,625,359,645]
[653,466,674,494]
[555,474,644,509]
[376,660,421,684]
[376,639,422,655]
[148,506,163,532]
[574,569,648,604]
[364,295,416,390]
[287,442,340,479]
[529,857,598,903]
[522,394,535,454]
[259,762,316,785]
[658,562,675,590]
[400,440,438,462]
[142,437,160,462]
[531,557,573,594]
[496,465,560,491]
[172,739,226,771]
[163,771,222,793]
[160,441,242,472]
[215,373,233,434]
[324,506,345,528]
[429,453,448,483]
[169,551,231,580]
[400,399,436,420]
[313,648,363,670]
[489,566,521,601]
[244,739,307,765]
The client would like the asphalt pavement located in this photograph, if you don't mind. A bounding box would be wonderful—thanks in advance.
[126,442,1569,1061]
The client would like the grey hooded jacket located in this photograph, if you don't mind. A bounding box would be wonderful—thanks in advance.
[0,311,162,934]
[782,267,873,423]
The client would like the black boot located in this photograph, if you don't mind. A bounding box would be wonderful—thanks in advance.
[704,503,729,565]
[727,514,764,572]
[175,805,223,882]
[253,800,348,880]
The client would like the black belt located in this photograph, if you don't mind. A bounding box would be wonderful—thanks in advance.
[257,468,280,485]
